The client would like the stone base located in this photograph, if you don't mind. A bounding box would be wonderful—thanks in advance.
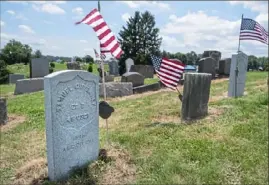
[133,83,161,94]
[14,78,44,95]
[99,75,114,83]
[99,82,133,98]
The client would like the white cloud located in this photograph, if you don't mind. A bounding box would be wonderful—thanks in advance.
[256,13,268,28]
[79,40,88,43]
[1,21,5,27]
[121,13,131,22]
[229,1,268,13]
[15,14,28,21]
[119,1,171,11]
[32,3,65,14]
[72,7,84,15]
[7,10,15,15]
[7,1,28,5]
[0,33,18,41]
[18,25,35,34]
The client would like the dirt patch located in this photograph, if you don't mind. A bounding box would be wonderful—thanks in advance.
[211,78,229,84]
[209,91,228,102]
[151,115,180,124]
[97,144,136,184]
[12,158,48,185]
[1,114,27,132]
[205,107,225,121]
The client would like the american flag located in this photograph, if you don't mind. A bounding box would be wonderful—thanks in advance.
[75,8,123,59]
[94,48,99,58]
[239,18,268,45]
[150,55,185,90]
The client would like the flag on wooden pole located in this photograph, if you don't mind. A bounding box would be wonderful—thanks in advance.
[75,8,123,59]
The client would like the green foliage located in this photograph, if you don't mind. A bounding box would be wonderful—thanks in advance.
[34,50,42,58]
[50,62,55,68]
[0,39,32,65]
[84,55,94,64]
[0,60,11,84]
[75,57,82,62]
[118,10,162,74]
[87,63,93,72]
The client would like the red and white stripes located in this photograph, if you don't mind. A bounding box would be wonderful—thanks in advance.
[76,8,123,59]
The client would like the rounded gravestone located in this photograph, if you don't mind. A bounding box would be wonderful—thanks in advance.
[0,98,8,125]
[121,72,144,87]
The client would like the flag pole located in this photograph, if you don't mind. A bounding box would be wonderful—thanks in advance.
[98,0,110,146]
[235,14,244,98]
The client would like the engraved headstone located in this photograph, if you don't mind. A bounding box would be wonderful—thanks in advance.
[109,59,119,76]
[228,52,248,97]
[31,58,49,78]
[44,70,99,181]
[125,58,134,72]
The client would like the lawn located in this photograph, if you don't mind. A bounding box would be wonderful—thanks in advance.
[0,72,268,185]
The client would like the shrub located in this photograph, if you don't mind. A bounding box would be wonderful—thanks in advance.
[88,63,93,73]
[50,62,55,68]
[49,67,54,73]
[0,60,11,84]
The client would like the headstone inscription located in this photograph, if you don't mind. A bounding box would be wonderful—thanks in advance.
[228,52,248,97]
[44,70,99,181]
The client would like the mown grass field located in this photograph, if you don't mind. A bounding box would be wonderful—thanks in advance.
[0,72,268,185]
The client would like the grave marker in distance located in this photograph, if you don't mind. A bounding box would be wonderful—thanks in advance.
[44,70,99,181]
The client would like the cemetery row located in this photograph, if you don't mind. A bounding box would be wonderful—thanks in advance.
[0,51,250,181]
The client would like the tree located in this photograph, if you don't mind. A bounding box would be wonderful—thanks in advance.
[75,57,82,62]
[83,55,94,64]
[0,60,10,84]
[34,50,42,58]
[0,39,32,65]
[118,10,162,74]
[186,51,197,65]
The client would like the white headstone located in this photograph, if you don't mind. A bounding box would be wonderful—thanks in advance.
[228,51,248,97]
[125,58,134,72]
[44,70,99,181]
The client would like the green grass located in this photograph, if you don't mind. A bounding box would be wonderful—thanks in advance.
[0,72,268,185]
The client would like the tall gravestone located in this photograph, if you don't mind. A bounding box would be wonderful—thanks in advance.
[130,65,154,78]
[44,70,99,181]
[108,60,119,76]
[219,58,231,75]
[228,52,248,97]
[181,73,212,121]
[202,50,221,71]
[125,58,134,72]
[31,58,49,78]
[198,57,216,79]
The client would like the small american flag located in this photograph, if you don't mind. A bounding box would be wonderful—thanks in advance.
[151,55,185,90]
[240,18,268,45]
[94,49,99,58]
[75,8,123,59]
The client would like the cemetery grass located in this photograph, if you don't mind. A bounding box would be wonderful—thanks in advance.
[0,72,268,184]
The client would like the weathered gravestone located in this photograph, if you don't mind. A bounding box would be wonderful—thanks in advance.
[44,70,99,181]
[14,78,44,95]
[66,62,81,70]
[121,72,144,87]
[31,58,49,78]
[228,52,248,97]
[99,82,133,98]
[198,57,216,79]
[125,58,134,72]
[9,74,24,84]
[0,98,8,125]
[202,50,221,71]
[130,65,154,78]
[219,58,231,75]
[181,73,212,121]
[108,60,119,76]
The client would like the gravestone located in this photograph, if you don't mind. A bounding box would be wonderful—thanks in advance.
[109,60,119,76]
[9,74,24,84]
[66,62,81,70]
[219,58,231,75]
[181,73,212,121]
[228,52,248,97]
[133,82,161,94]
[99,82,133,98]
[130,65,154,78]
[125,58,134,72]
[14,78,44,95]
[198,57,215,79]
[0,98,8,125]
[31,58,50,78]
[44,70,99,181]
[99,75,114,83]
[121,72,144,87]
[202,50,221,71]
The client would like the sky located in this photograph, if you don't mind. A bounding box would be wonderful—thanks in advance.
[0,1,268,59]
